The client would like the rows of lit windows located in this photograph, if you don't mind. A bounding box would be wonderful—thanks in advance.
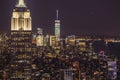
[12,37,30,40]
[11,32,31,35]
[10,48,31,53]
[11,72,31,78]
[11,42,31,45]
[16,60,31,64]
[12,36,31,38]
[11,35,31,38]
[17,54,31,59]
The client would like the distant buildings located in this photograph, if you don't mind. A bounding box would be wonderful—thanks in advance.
[0,34,9,80]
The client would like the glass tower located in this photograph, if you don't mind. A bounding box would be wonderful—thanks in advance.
[55,10,60,42]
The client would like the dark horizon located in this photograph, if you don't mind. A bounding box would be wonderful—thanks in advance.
[1,0,120,36]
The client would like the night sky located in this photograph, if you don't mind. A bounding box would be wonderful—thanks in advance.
[0,0,120,36]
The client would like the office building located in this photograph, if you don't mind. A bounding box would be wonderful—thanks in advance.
[60,69,74,80]
[36,28,44,47]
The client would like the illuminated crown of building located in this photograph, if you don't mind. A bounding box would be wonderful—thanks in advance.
[11,0,32,31]
[16,0,26,7]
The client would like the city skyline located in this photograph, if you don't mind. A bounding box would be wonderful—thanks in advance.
[0,0,120,36]
[0,0,120,80]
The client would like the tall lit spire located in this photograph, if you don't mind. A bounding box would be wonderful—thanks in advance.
[56,10,59,20]
[55,10,60,43]
[16,0,26,7]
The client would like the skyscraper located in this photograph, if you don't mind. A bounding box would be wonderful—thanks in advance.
[60,69,74,80]
[55,10,60,42]
[36,28,44,46]
[10,0,32,79]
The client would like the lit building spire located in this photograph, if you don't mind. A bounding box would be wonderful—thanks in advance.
[56,10,59,20]
[16,0,26,7]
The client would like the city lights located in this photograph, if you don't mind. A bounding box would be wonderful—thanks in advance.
[0,0,120,80]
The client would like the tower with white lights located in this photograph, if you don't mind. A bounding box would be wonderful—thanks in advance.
[55,10,60,42]
[10,0,32,79]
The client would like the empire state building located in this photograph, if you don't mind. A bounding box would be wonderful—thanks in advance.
[11,0,31,31]
[10,0,32,80]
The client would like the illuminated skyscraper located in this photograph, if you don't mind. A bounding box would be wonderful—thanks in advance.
[10,0,32,79]
[60,69,74,80]
[36,28,44,46]
[55,10,60,42]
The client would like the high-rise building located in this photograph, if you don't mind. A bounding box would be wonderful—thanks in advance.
[50,35,56,47]
[37,28,43,35]
[36,28,44,47]
[55,10,60,42]
[99,59,108,79]
[66,35,76,46]
[60,69,74,80]
[0,34,10,80]
[108,61,117,80]
[10,0,32,79]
